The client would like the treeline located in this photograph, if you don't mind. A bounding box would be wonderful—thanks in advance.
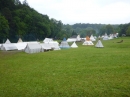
[63,22,130,37]
[0,0,69,43]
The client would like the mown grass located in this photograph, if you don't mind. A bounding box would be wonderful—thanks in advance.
[0,37,130,97]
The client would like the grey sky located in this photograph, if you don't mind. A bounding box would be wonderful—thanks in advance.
[20,0,130,24]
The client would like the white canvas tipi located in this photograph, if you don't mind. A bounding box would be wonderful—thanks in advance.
[95,39,104,48]
[71,42,78,48]
[17,38,23,43]
[90,35,96,41]
[82,36,94,45]
[5,39,11,44]
[103,33,109,40]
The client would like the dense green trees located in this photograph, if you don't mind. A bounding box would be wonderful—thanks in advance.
[0,0,64,43]
[0,14,9,42]
[119,23,130,36]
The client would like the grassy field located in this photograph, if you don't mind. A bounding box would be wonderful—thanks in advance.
[0,37,130,97]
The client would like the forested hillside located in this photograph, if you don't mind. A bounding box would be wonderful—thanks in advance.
[0,0,130,43]
[0,0,66,43]
[63,23,130,37]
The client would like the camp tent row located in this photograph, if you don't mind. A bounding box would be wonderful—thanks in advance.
[1,37,104,53]
[0,38,61,53]
[101,33,118,40]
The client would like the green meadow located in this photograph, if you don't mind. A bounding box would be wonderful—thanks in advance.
[0,37,130,97]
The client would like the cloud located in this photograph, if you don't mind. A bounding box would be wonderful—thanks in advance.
[20,0,130,24]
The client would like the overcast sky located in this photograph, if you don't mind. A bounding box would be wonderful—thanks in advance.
[20,0,130,25]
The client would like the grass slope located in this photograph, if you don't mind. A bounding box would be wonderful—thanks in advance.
[0,37,130,97]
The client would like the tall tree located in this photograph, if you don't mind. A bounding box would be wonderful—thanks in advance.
[0,14,9,42]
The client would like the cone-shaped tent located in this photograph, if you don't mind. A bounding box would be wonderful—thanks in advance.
[5,39,11,44]
[86,36,90,41]
[103,33,109,40]
[17,38,23,43]
[60,38,70,49]
[95,39,104,48]
[71,42,78,48]
[83,36,94,45]
[90,35,96,41]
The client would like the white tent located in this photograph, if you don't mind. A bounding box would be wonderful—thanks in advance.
[109,34,114,40]
[113,33,118,38]
[24,43,42,53]
[17,38,23,43]
[83,41,94,45]
[67,35,81,42]
[67,38,76,42]
[71,42,78,48]
[14,43,27,50]
[76,35,81,41]
[5,39,11,44]
[60,41,70,49]
[103,33,109,40]
[24,41,39,44]
[94,36,97,39]
[48,41,60,50]
[43,38,53,43]
[60,38,70,49]
[90,35,96,41]
[95,39,104,48]
[1,44,18,51]
[40,43,52,51]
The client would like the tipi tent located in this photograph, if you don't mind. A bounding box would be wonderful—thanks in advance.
[24,43,42,53]
[103,33,109,40]
[60,38,70,49]
[17,38,23,43]
[83,36,94,45]
[109,34,114,40]
[76,35,81,41]
[71,42,78,48]
[5,39,11,44]
[90,35,96,41]
[1,44,18,51]
[95,39,104,48]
